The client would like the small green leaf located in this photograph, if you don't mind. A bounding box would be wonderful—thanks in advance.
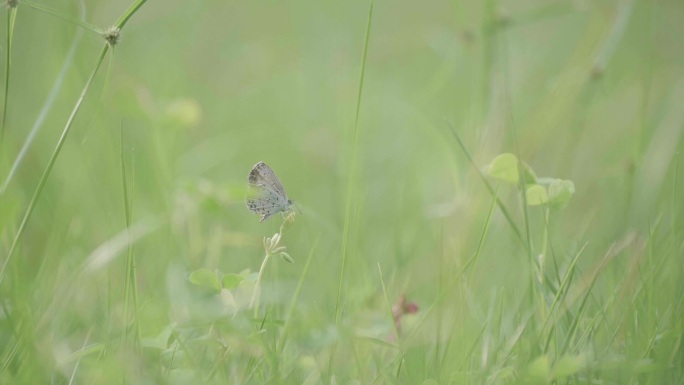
[525,184,549,206]
[552,354,585,379]
[487,153,537,184]
[548,179,575,209]
[188,268,220,292]
[279,252,294,263]
[221,273,244,289]
[528,354,551,380]
[487,153,519,183]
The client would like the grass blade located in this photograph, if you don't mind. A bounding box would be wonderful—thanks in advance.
[465,186,500,277]
[335,0,374,324]
[120,124,141,348]
[114,0,148,29]
[446,122,526,248]
[20,0,101,34]
[0,45,109,287]
[377,263,401,346]
[542,242,589,352]
[1,3,84,195]
[277,236,319,353]
[0,6,18,145]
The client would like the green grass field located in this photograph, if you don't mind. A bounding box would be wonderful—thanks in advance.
[1,0,683,383]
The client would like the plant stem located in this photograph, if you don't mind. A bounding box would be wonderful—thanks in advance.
[1,7,17,146]
[114,0,148,29]
[0,45,109,287]
[120,125,140,348]
[1,6,84,195]
[250,252,271,318]
[20,0,102,34]
[335,0,374,325]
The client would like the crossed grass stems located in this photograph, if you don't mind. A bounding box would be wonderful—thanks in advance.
[0,0,146,285]
[0,0,148,362]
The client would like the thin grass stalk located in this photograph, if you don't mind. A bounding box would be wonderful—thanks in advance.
[559,282,594,357]
[85,49,115,133]
[506,39,540,317]
[114,0,147,29]
[335,0,374,324]
[454,320,488,372]
[435,222,444,370]
[250,253,271,318]
[540,206,550,283]
[1,3,84,195]
[277,237,319,353]
[0,45,109,287]
[672,156,678,263]
[480,0,495,124]
[0,0,148,286]
[446,123,526,248]
[1,6,17,146]
[328,1,374,376]
[542,242,588,353]
[466,186,499,278]
[514,137,535,262]
[642,306,670,358]
[369,353,404,385]
[67,329,92,385]
[377,263,401,346]
[20,0,101,34]
[394,354,404,381]
[0,334,21,373]
[120,125,141,348]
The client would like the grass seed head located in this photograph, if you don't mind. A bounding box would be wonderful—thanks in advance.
[103,26,121,47]
[6,0,18,8]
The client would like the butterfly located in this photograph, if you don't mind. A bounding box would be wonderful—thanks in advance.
[246,162,293,222]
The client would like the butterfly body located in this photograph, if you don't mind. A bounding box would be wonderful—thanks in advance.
[246,162,292,222]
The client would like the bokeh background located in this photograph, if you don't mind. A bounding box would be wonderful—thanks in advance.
[1,0,683,383]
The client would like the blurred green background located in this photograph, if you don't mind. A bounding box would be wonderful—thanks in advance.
[1,0,683,383]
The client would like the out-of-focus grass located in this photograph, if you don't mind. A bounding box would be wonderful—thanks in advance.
[1,0,683,384]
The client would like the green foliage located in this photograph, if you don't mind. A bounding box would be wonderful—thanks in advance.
[486,152,575,209]
[0,0,682,384]
[221,273,244,289]
[525,184,549,206]
[188,268,221,292]
[486,152,537,184]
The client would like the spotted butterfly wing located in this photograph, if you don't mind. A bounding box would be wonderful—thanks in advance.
[246,162,292,222]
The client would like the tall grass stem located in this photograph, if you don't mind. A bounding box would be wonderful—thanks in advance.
[1,7,17,146]
[0,45,109,287]
[1,5,84,195]
[335,0,374,323]
[20,0,102,34]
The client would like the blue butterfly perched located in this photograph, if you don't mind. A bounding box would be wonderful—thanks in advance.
[245,162,293,222]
